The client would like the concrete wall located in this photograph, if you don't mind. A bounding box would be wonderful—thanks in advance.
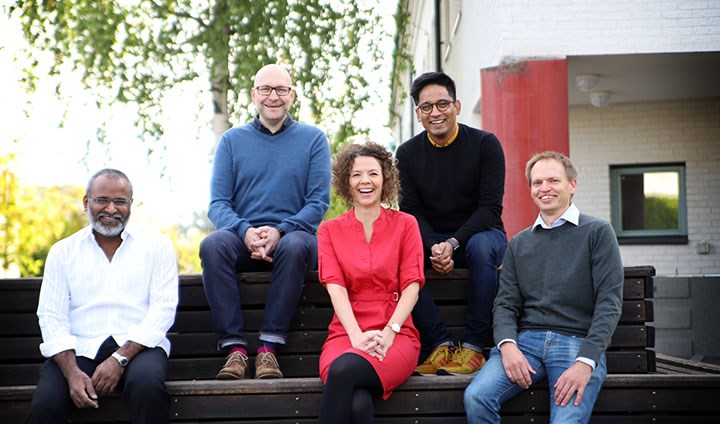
[653,276,720,362]
[570,98,720,277]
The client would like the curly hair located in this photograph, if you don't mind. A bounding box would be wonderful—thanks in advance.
[332,141,400,207]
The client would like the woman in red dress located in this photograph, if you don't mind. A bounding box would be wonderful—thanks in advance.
[317,142,425,423]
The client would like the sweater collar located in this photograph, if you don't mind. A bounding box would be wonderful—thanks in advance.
[251,114,294,136]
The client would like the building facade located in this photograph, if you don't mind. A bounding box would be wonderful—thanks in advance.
[392,0,720,278]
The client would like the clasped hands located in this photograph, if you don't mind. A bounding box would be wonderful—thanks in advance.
[244,226,282,262]
[349,329,395,362]
[429,241,454,274]
[67,357,124,409]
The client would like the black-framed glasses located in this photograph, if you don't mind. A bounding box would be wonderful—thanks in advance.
[89,197,131,207]
[255,85,292,96]
[415,99,455,114]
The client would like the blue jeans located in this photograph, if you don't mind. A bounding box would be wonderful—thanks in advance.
[199,229,318,349]
[464,331,607,424]
[412,227,507,350]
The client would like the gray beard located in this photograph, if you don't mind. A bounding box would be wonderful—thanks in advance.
[87,210,127,237]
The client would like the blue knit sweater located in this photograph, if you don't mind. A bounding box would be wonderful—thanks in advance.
[208,117,331,238]
[493,214,624,363]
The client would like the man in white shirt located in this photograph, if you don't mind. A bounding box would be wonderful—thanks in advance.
[26,169,179,424]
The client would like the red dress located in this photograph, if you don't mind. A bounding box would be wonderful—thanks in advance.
[318,207,425,399]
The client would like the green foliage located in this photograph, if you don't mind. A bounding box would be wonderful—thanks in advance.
[389,0,413,124]
[163,210,213,274]
[10,0,385,148]
[0,155,86,277]
[644,195,679,230]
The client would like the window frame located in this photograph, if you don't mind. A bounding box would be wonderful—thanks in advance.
[609,162,688,245]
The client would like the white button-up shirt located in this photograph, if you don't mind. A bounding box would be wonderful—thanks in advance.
[37,225,178,359]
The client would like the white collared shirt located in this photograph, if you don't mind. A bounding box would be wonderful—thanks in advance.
[502,203,597,370]
[532,203,580,230]
[37,225,178,359]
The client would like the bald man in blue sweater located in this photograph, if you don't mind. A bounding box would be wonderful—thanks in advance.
[200,64,331,380]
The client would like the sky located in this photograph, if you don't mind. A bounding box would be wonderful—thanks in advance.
[0,5,396,230]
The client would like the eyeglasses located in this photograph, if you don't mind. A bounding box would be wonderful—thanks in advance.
[255,85,292,96]
[89,197,131,207]
[415,99,455,114]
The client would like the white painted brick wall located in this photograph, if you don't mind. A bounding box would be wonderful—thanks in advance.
[570,98,720,277]
[496,0,720,57]
[436,0,720,132]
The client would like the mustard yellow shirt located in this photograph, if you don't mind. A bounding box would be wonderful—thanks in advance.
[427,124,460,147]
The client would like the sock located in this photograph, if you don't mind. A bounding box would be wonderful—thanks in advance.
[229,346,247,356]
[257,342,277,355]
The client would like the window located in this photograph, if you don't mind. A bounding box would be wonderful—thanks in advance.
[609,163,687,244]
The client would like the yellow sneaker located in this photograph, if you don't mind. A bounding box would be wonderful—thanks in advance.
[414,345,454,375]
[437,346,486,375]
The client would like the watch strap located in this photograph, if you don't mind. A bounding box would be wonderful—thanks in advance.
[112,351,129,367]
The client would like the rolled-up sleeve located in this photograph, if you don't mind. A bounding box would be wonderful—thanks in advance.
[38,243,77,358]
[126,235,178,350]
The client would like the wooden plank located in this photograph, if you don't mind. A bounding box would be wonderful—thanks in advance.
[0,364,41,386]
[171,308,333,333]
[623,277,648,300]
[171,393,321,420]
[0,287,40,312]
[656,353,720,374]
[609,325,650,348]
[619,300,651,324]
[0,313,39,336]
[605,350,652,373]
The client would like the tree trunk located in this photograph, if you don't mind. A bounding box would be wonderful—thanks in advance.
[209,0,231,149]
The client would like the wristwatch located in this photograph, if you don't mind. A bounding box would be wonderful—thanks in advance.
[387,322,401,334]
[112,351,129,367]
[446,238,460,251]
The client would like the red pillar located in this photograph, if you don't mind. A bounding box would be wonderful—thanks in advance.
[481,59,569,239]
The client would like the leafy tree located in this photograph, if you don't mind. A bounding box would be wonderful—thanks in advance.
[163,210,214,273]
[0,155,86,277]
[10,0,385,148]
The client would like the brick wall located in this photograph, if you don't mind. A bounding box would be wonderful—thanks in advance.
[570,98,720,277]
[499,0,720,56]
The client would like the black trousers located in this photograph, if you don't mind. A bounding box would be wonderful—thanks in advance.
[25,337,170,424]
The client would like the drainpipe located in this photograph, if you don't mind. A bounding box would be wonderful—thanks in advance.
[434,0,442,71]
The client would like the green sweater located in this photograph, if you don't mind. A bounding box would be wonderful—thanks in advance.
[493,214,624,363]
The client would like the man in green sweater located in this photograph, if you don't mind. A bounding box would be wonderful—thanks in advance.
[464,151,624,423]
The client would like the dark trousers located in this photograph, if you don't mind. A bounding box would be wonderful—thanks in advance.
[26,338,170,424]
[412,227,507,350]
[199,229,318,349]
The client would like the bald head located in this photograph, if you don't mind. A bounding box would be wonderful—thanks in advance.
[253,64,292,87]
[251,64,296,133]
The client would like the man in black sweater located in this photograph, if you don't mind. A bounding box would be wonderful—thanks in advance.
[396,71,507,375]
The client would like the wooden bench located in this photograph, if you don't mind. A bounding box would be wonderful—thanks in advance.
[2,265,720,422]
